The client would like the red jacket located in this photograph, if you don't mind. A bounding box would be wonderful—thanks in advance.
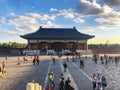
[46,87,51,90]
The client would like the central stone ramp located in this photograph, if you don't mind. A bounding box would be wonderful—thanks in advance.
[67,59,93,90]
[59,59,79,90]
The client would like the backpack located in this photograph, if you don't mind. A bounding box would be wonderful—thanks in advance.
[102,80,107,87]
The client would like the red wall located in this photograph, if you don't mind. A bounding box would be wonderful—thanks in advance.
[91,49,120,54]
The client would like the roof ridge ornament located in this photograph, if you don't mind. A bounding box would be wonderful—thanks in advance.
[39,26,42,29]
[73,26,76,30]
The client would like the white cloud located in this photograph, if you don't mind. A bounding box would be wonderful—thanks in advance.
[76,0,113,16]
[39,21,60,28]
[95,11,120,25]
[76,0,103,15]
[79,26,106,33]
[0,17,6,24]
[102,5,113,14]
[9,13,16,17]
[8,15,39,32]
[103,0,120,7]
[50,8,86,24]
[15,27,26,32]
[51,8,86,24]
[41,21,53,27]
[73,17,85,23]
[79,25,120,33]
[0,13,60,35]
[50,8,58,12]
[25,13,56,20]
[57,9,74,18]
[25,13,41,19]
[50,8,74,19]
[42,14,56,20]
[0,30,17,35]
[5,30,16,35]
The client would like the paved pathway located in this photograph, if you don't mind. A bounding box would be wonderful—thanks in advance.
[59,59,79,90]
[0,55,120,90]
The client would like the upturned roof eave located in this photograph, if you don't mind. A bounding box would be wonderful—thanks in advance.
[20,26,95,40]
[20,36,94,40]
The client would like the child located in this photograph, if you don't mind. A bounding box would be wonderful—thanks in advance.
[46,85,51,90]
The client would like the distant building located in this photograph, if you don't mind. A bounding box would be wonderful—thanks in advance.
[20,26,94,51]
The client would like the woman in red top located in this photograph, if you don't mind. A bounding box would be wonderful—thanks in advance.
[46,85,51,90]
[63,60,67,72]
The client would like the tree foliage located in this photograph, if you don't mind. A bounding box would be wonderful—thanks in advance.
[88,44,120,49]
[0,42,120,49]
[0,42,26,48]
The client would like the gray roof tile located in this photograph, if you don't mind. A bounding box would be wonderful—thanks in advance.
[20,26,94,40]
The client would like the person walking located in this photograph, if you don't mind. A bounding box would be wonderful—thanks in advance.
[5,56,7,61]
[59,73,64,81]
[65,77,71,90]
[100,56,104,64]
[46,84,51,90]
[36,55,40,65]
[101,76,107,90]
[0,66,3,77]
[49,72,55,88]
[65,80,74,90]
[59,78,65,90]
[33,56,36,65]
[17,57,20,65]
[1,61,6,76]
[67,56,69,62]
[2,61,5,70]
[63,60,67,72]
[72,56,74,62]
[95,56,97,64]
[53,58,55,65]
[92,74,97,90]
[97,74,102,90]
[115,57,118,65]
[80,59,84,68]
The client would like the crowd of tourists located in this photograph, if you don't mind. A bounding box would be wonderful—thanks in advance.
[0,55,40,78]
[92,54,120,65]
[47,55,109,90]
[92,73,107,90]
[46,72,74,90]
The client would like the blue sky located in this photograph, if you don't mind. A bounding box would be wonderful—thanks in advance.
[0,0,120,44]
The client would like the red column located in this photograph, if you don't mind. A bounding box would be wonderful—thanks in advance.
[84,43,88,50]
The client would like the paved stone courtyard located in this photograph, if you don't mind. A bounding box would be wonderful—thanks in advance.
[0,55,120,90]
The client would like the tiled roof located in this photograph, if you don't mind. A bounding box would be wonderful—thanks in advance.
[20,26,94,40]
